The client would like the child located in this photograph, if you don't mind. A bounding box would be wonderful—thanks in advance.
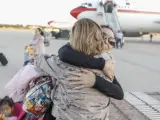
[0,96,23,120]
[24,45,36,66]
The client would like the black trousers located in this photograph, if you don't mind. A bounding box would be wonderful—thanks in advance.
[43,102,56,120]
[116,38,122,48]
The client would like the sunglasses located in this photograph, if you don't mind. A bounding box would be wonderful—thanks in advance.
[108,40,115,47]
[103,32,115,47]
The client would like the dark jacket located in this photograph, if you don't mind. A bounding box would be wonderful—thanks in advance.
[58,43,124,100]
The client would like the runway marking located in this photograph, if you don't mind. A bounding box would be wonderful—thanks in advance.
[125,92,160,120]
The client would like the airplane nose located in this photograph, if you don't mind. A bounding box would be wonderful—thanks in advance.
[70,7,83,19]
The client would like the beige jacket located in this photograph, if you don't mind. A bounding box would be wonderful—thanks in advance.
[34,54,110,120]
[31,36,45,55]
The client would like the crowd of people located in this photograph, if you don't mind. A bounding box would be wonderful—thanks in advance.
[1,18,124,120]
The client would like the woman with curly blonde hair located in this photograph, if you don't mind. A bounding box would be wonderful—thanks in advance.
[70,18,109,56]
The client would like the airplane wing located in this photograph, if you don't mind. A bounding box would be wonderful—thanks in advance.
[47,20,71,30]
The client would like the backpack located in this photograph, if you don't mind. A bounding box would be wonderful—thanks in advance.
[0,53,8,66]
[22,76,54,118]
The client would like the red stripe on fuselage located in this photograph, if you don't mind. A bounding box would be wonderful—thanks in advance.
[117,9,160,14]
[70,7,160,19]
[76,7,160,15]
[70,7,96,18]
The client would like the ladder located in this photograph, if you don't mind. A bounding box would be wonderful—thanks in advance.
[103,2,122,33]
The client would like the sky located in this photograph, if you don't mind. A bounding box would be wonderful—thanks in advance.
[0,0,85,25]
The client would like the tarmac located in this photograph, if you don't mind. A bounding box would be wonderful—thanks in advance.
[0,30,160,119]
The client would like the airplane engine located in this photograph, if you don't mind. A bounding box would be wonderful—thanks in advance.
[123,32,148,37]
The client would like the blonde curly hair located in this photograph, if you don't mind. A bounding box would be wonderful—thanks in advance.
[69,18,109,56]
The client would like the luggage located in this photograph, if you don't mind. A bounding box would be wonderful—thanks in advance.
[23,76,54,118]
[5,64,40,102]
[0,53,8,66]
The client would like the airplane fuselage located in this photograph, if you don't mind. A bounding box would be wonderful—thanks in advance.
[70,0,160,37]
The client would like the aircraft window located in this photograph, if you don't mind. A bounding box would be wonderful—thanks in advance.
[81,3,87,6]
[88,3,92,7]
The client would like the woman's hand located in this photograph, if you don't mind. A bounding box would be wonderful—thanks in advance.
[67,69,96,89]
[103,60,115,80]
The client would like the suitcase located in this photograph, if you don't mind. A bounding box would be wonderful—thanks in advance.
[0,53,8,66]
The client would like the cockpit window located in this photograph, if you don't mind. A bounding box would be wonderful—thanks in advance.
[81,3,87,6]
[81,3,92,7]
[88,3,92,7]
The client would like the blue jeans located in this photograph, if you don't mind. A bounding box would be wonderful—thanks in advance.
[24,52,29,66]
[116,38,122,48]
[24,52,29,62]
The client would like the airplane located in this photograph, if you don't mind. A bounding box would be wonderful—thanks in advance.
[70,0,160,37]
[48,20,71,39]
[48,20,72,30]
